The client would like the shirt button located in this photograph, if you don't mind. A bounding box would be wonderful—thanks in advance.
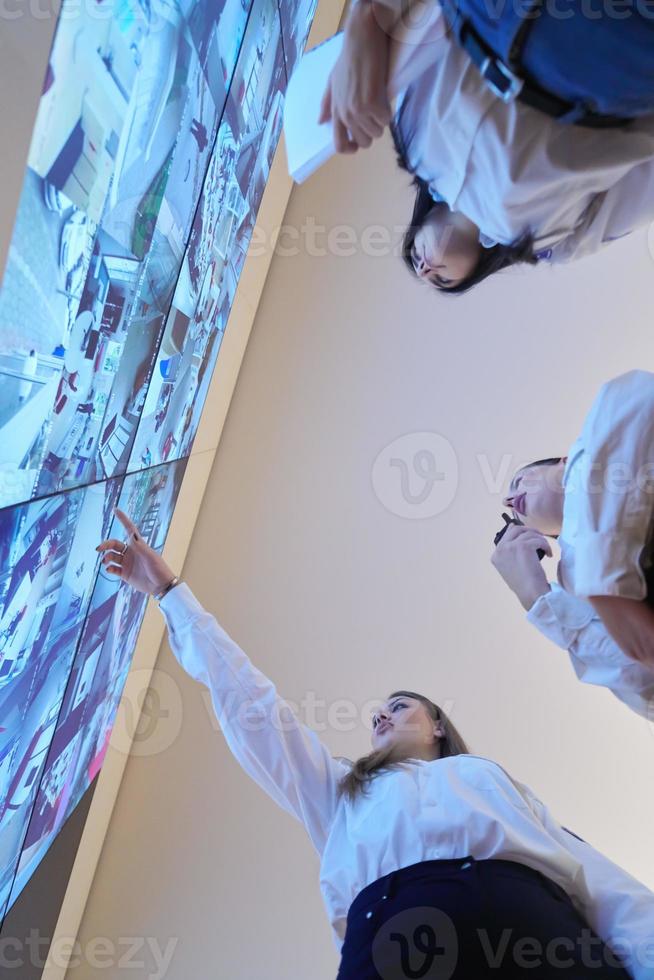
[366,911,373,919]
[382,894,387,900]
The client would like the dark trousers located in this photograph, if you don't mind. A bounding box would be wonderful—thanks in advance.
[336,857,630,979]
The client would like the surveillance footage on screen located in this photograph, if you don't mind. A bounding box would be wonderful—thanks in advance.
[1,461,186,918]
[278,0,319,78]
[0,0,317,925]
[129,0,287,471]
[0,478,122,918]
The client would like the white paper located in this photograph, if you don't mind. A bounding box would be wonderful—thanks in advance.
[283,33,344,184]
[283,3,447,183]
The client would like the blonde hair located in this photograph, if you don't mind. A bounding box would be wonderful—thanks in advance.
[337,690,470,803]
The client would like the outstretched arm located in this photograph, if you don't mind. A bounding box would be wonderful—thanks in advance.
[97,509,345,856]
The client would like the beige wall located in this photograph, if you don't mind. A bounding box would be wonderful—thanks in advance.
[65,124,654,976]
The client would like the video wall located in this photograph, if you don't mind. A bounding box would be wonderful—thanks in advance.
[0,0,317,924]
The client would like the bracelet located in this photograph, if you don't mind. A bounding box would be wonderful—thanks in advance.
[153,576,180,602]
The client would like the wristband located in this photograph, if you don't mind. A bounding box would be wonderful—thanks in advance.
[153,576,180,602]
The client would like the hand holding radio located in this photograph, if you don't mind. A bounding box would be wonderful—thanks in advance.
[491,516,552,612]
[494,513,546,560]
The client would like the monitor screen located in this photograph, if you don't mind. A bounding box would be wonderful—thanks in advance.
[0,0,316,925]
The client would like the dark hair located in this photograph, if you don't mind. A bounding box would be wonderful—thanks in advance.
[521,457,565,471]
[337,690,470,804]
[390,121,538,295]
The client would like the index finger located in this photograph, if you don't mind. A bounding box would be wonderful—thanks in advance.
[113,508,139,538]
[500,522,528,541]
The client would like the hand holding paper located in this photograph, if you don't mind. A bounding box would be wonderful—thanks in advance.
[284,0,448,183]
[317,1,393,154]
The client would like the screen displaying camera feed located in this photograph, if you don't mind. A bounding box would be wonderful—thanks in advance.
[278,0,319,78]
[2,461,186,918]
[0,0,316,927]
[0,479,122,919]
[0,0,251,511]
[128,0,286,470]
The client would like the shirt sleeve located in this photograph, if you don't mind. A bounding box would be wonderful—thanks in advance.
[561,370,654,600]
[158,582,346,855]
[520,789,654,980]
[527,584,654,720]
[550,150,654,263]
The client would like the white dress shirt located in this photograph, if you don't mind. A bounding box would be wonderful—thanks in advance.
[159,583,654,971]
[525,370,654,718]
[528,583,654,719]
[558,370,654,601]
[383,0,654,261]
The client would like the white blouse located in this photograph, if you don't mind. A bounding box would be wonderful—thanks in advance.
[558,370,654,602]
[383,0,654,261]
[158,583,654,970]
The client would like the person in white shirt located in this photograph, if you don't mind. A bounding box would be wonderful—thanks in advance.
[492,370,654,717]
[96,508,654,978]
[318,0,654,292]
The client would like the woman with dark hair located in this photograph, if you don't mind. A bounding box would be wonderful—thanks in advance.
[96,508,654,978]
[389,119,539,294]
[492,371,654,715]
[318,0,654,293]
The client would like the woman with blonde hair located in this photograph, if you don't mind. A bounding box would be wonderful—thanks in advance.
[97,508,654,978]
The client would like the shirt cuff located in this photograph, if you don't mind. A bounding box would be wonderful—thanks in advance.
[157,581,205,624]
[526,585,596,649]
